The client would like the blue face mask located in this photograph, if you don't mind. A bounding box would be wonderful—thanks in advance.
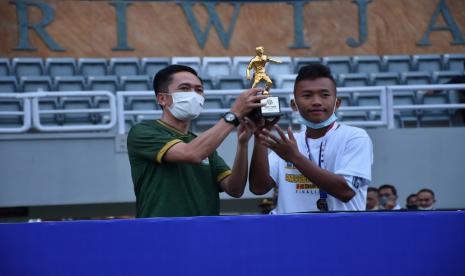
[297,101,338,129]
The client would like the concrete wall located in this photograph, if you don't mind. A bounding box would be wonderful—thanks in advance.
[1,127,464,209]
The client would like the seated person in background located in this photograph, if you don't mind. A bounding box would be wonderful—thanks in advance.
[378,184,401,210]
[417,188,436,210]
[366,187,380,211]
[405,193,418,210]
[249,64,373,213]
[258,198,275,214]
[127,65,266,217]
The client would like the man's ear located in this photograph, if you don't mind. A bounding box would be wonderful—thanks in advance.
[335,98,342,109]
[290,99,298,111]
[157,93,169,108]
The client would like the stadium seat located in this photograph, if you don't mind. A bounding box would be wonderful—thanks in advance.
[0,76,18,93]
[322,56,353,74]
[12,57,45,77]
[369,72,401,86]
[383,55,412,73]
[432,71,462,84]
[412,54,443,72]
[55,76,87,91]
[401,72,432,85]
[267,56,293,77]
[337,92,354,107]
[217,76,245,90]
[442,53,465,71]
[46,57,77,77]
[78,58,108,76]
[275,74,296,89]
[338,73,369,87]
[293,57,321,73]
[232,56,253,78]
[20,76,54,92]
[201,77,216,90]
[202,57,232,78]
[352,56,383,73]
[353,91,381,107]
[141,57,170,77]
[110,57,140,76]
[0,58,11,76]
[171,57,201,73]
[120,75,151,91]
[87,75,119,92]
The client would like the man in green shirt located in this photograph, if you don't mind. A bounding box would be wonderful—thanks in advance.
[127,65,266,217]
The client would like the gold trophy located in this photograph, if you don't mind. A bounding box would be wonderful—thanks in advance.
[246,46,282,118]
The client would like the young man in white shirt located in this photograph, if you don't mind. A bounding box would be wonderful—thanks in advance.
[249,63,373,213]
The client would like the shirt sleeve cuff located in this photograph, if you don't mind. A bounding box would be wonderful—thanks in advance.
[156,139,183,163]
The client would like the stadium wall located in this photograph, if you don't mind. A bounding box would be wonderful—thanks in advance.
[1,127,465,209]
[1,0,465,57]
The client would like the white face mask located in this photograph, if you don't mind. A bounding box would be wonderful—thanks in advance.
[167,92,204,121]
[418,205,434,210]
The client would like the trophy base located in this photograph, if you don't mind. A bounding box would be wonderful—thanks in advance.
[260,96,282,118]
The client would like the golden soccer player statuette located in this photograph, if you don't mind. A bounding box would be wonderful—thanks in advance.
[246,46,283,118]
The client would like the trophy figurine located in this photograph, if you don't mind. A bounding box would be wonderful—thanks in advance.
[246,46,282,118]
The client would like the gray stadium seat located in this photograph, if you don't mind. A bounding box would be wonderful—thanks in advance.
[293,57,321,73]
[352,56,383,73]
[87,75,119,92]
[55,76,87,91]
[353,91,381,106]
[12,57,45,77]
[141,57,170,77]
[110,57,140,76]
[46,57,77,77]
[267,56,293,77]
[401,72,432,85]
[412,54,443,72]
[369,72,400,86]
[217,76,245,90]
[202,57,232,78]
[322,56,353,74]
[78,58,108,76]
[443,53,465,71]
[383,55,412,73]
[432,71,462,84]
[232,56,253,78]
[120,75,151,91]
[172,57,201,73]
[0,76,18,93]
[338,73,369,87]
[20,76,54,92]
[275,74,296,89]
[201,77,216,90]
[0,58,11,76]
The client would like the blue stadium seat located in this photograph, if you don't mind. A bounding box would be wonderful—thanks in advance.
[383,55,412,73]
[232,56,253,78]
[412,54,443,72]
[141,57,170,77]
[322,56,353,74]
[352,56,383,73]
[401,72,432,85]
[353,91,381,107]
[201,77,216,90]
[110,57,140,76]
[202,57,232,78]
[338,73,369,87]
[20,76,54,92]
[55,76,87,91]
[172,57,201,73]
[12,57,45,77]
[217,76,245,90]
[267,56,293,78]
[337,92,354,107]
[293,57,321,73]
[120,75,151,91]
[87,75,119,92]
[369,72,401,86]
[0,58,11,76]
[275,74,296,89]
[443,53,465,71]
[432,71,462,84]
[78,58,108,76]
[46,57,77,77]
[0,76,18,93]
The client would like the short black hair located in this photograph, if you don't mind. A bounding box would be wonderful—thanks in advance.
[406,193,417,201]
[294,63,337,93]
[367,187,379,194]
[379,184,397,196]
[152,64,202,96]
[417,188,435,197]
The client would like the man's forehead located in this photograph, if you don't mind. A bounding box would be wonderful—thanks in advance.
[296,78,335,92]
[170,71,202,85]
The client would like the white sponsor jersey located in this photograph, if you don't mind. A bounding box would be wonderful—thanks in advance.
[269,123,373,213]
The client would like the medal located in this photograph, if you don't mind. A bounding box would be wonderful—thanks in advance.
[317,198,328,211]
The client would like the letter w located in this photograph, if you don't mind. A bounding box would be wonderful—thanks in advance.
[179,2,241,49]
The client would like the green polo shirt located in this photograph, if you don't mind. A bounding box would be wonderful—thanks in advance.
[127,120,231,217]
